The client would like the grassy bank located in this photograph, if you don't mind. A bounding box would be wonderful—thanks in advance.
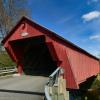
[82,74,100,100]
[87,74,100,100]
[0,51,16,68]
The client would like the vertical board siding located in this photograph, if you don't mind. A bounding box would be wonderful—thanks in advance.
[2,17,100,89]
[66,47,99,84]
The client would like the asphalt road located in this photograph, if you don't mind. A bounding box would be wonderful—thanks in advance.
[0,75,48,100]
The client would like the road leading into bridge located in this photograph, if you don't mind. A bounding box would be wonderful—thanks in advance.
[0,75,48,100]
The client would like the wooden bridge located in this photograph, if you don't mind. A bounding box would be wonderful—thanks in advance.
[1,16,100,99]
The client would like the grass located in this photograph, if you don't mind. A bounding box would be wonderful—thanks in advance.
[0,51,16,68]
[87,74,100,100]
[82,74,100,100]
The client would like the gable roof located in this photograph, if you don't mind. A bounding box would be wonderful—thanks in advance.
[1,16,99,60]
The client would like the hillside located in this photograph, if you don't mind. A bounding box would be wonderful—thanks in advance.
[0,51,16,68]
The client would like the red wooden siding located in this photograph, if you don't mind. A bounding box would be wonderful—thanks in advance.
[2,17,100,89]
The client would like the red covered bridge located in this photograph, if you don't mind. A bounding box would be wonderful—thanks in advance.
[2,17,100,89]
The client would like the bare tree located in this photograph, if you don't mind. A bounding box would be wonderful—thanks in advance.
[0,0,30,38]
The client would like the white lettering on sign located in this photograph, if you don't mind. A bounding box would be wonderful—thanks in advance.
[21,32,29,37]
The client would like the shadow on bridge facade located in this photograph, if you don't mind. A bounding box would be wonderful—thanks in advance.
[10,36,58,77]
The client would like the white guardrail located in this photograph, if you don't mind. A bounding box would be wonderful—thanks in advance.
[0,66,17,76]
[44,67,69,100]
[44,85,52,100]
[44,67,64,100]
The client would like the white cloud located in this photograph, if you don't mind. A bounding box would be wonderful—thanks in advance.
[93,0,98,2]
[90,0,98,2]
[56,16,75,24]
[89,34,100,40]
[82,11,100,22]
[87,0,99,5]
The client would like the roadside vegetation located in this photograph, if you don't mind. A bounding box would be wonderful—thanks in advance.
[87,74,100,100]
[0,51,16,68]
[82,74,100,100]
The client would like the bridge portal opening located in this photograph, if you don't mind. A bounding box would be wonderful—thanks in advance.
[9,36,57,76]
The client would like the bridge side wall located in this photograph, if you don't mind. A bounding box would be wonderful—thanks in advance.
[26,21,100,89]
[2,19,100,89]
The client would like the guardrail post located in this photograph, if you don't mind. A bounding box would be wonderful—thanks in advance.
[44,67,69,100]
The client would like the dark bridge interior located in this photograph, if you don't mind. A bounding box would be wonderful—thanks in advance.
[10,36,57,76]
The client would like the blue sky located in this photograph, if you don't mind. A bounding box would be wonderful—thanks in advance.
[27,0,100,57]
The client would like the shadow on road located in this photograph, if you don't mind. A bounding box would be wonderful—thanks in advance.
[0,89,44,96]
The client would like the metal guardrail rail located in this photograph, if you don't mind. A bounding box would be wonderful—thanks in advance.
[0,66,17,76]
[44,67,66,100]
[0,66,16,70]
[49,67,62,87]
[45,85,52,100]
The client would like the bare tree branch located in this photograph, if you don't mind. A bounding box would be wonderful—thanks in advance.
[0,0,30,38]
